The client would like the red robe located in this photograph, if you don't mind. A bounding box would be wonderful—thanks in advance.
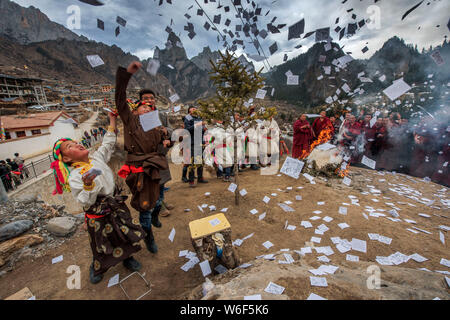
[293,119,313,158]
[312,117,334,138]
[363,121,376,156]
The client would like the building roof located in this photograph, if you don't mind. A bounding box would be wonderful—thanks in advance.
[0,111,77,130]
[80,99,102,103]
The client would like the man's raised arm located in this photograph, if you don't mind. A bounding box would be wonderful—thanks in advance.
[115,61,142,124]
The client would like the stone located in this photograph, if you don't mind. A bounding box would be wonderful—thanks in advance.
[0,234,44,260]
[15,194,37,204]
[0,220,34,242]
[46,217,77,237]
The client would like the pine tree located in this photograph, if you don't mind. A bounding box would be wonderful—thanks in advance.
[197,50,277,205]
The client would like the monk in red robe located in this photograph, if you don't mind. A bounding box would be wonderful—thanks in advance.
[362,115,376,157]
[312,111,334,139]
[293,114,314,159]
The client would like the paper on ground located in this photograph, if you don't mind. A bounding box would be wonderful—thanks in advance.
[307,293,327,300]
[351,239,367,253]
[239,189,248,197]
[361,155,376,170]
[346,254,359,262]
[168,227,176,242]
[264,282,285,295]
[262,241,274,249]
[52,255,63,264]
[199,260,212,277]
[244,294,262,300]
[107,274,120,288]
[280,157,305,179]
[310,276,328,287]
[228,183,237,193]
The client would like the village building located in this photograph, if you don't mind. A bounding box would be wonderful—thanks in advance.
[0,74,48,107]
[0,111,77,159]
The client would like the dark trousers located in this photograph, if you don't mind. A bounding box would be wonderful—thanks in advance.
[139,190,163,241]
[188,166,203,182]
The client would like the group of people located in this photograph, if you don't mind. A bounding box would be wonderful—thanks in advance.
[49,60,448,285]
[292,109,449,186]
[0,153,29,192]
[80,127,106,149]
[51,61,178,284]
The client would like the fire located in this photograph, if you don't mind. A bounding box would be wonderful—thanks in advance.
[336,164,350,177]
[299,127,333,160]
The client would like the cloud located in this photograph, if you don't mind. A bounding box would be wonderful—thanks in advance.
[10,0,450,72]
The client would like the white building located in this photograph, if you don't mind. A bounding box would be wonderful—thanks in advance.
[0,111,78,159]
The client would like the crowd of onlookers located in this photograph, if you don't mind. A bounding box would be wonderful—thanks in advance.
[0,153,29,192]
[293,109,449,187]
[0,127,107,193]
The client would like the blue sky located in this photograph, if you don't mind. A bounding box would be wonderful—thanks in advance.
[11,0,450,72]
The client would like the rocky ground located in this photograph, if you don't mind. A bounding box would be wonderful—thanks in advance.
[0,158,449,300]
[0,195,83,274]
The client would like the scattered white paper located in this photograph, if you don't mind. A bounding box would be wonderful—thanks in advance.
[86,55,105,68]
[263,196,271,204]
[107,274,120,288]
[52,255,63,264]
[265,282,285,295]
[307,293,327,300]
[338,223,350,229]
[199,260,212,277]
[301,221,313,228]
[239,189,248,197]
[440,258,450,268]
[244,294,262,300]
[346,254,359,262]
[351,239,367,253]
[339,207,348,215]
[146,58,160,76]
[361,155,376,170]
[168,227,176,242]
[209,218,221,227]
[139,110,162,132]
[262,241,274,249]
[311,237,321,244]
[280,157,305,179]
[310,276,328,287]
[169,93,180,103]
[383,78,412,101]
[228,183,238,193]
[342,177,351,186]
[259,212,266,220]
[256,89,267,99]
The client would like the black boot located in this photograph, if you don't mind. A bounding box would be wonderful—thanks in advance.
[197,166,208,183]
[89,263,104,284]
[188,167,196,187]
[123,256,142,272]
[143,227,158,253]
[151,206,162,228]
[182,166,188,183]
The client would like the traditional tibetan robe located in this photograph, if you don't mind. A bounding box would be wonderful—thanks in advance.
[68,130,145,276]
[115,67,168,212]
[292,119,313,158]
[312,116,334,138]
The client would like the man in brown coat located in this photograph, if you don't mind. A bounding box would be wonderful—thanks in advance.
[115,61,171,253]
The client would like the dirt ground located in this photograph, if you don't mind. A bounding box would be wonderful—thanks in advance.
[0,157,449,300]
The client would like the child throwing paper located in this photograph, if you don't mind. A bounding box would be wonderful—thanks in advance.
[51,111,146,284]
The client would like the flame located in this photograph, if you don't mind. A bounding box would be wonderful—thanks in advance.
[299,127,334,160]
[335,164,350,177]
